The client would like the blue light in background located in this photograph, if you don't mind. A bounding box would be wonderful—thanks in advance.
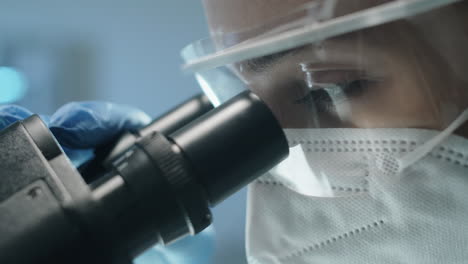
[0,67,28,104]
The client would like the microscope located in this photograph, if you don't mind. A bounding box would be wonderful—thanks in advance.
[0,91,288,264]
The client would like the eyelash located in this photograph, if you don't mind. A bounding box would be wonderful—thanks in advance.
[293,79,372,112]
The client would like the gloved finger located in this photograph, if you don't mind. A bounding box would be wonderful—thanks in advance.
[39,115,51,126]
[0,105,33,130]
[134,225,216,264]
[25,114,92,166]
[49,101,151,149]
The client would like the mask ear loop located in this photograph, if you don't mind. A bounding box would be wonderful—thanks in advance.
[398,109,468,171]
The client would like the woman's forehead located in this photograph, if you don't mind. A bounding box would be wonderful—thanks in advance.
[203,0,391,35]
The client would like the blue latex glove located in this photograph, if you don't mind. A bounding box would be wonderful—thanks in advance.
[0,102,215,264]
[0,102,152,166]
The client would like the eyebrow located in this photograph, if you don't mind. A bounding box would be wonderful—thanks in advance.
[242,46,308,73]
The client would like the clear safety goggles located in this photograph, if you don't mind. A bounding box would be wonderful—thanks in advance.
[181,0,468,197]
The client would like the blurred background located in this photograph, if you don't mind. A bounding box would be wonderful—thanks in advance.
[0,0,247,263]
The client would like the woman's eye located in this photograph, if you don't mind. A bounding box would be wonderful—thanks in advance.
[342,79,372,97]
[293,79,373,112]
[294,88,330,105]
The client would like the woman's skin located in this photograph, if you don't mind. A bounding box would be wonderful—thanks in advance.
[202,0,468,136]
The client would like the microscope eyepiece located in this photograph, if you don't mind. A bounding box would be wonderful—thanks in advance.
[170,91,288,206]
[91,91,289,257]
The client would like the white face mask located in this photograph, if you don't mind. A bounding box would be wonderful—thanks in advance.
[246,111,468,264]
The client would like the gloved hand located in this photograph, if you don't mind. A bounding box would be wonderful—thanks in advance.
[0,102,215,264]
[0,102,152,167]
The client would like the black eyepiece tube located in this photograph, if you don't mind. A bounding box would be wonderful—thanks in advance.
[170,91,289,206]
[79,93,213,181]
[139,93,213,136]
[101,93,214,165]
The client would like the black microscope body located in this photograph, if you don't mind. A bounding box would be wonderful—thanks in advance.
[0,92,288,264]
